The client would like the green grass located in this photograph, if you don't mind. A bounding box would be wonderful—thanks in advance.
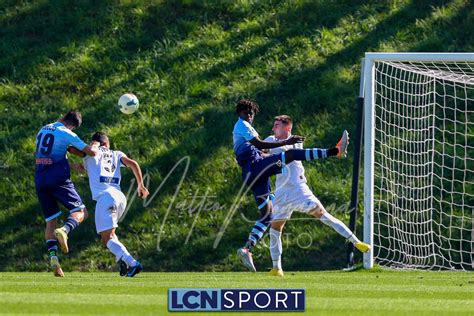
[0,271,473,315]
[0,0,473,272]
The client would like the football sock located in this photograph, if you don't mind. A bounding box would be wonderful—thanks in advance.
[269,228,283,270]
[320,212,360,243]
[63,217,79,234]
[46,239,58,258]
[246,221,267,250]
[348,233,361,244]
[285,148,338,163]
[246,212,273,250]
[106,238,137,267]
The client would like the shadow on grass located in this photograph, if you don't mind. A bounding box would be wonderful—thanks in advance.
[1,0,473,271]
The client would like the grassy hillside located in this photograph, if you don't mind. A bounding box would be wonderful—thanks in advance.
[0,0,473,272]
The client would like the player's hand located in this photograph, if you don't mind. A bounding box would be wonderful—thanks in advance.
[88,141,100,155]
[138,184,149,199]
[285,135,305,145]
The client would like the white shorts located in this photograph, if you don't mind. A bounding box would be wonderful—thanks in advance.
[272,183,320,220]
[95,189,127,234]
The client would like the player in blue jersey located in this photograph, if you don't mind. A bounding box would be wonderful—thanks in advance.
[35,110,97,277]
[233,99,349,272]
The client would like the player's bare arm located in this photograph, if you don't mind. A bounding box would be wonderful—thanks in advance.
[67,144,98,157]
[121,156,150,199]
[249,135,304,150]
[67,146,86,157]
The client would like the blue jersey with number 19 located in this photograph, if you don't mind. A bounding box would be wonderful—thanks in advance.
[35,122,87,179]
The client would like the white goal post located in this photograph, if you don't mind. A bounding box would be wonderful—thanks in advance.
[362,53,474,270]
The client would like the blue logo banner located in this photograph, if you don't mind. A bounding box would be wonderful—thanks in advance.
[168,288,305,312]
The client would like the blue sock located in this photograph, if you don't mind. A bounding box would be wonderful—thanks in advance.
[286,148,338,162]
[63,217,79,234]
[246,212,273,250]
[46,239,58,257]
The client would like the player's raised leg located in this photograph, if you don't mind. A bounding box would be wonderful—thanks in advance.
[55,210,87,253]
[53,179,89,253]
[53,182,88,254]
[309,202,370,252]
[283,130,349,164]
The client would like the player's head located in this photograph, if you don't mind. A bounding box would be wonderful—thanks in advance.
[60,110,82,130]
[272,115,292,139]
[236,99,259,124]
[91,131,110,148]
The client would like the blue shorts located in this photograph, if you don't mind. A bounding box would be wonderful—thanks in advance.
[242,153,285,209]
[35,177,85,222]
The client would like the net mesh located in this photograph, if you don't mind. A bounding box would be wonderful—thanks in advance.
[372,60,473,270]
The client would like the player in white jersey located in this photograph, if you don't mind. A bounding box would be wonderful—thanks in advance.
[71,132,149,277]
[264,115,370,277]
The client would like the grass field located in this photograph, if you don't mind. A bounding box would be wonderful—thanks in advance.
[0,270,472,315]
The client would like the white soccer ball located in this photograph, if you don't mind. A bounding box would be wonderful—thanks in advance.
[118,93,139,115]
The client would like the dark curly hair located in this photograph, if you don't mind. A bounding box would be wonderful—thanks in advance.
[235,99,260,115]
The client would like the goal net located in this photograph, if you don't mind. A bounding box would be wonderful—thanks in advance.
[362,53,473,270]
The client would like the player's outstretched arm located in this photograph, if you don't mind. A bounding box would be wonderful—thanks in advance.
[250,135,304,150]
[121,156,150,199]
[67,144,99,157]
[67,146,86,157]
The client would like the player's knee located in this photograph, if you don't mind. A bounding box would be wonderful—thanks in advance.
[82,208,89,220]
[259,203,273,219]
[100,234,112,246]
[310,201,327,218]
[310,206,325,218]
[100,230,116,246]
[271,220,285,232]
[45,218,57,228]
[71,208,88,222]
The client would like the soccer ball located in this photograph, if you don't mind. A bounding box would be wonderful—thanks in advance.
[118,93,139,115]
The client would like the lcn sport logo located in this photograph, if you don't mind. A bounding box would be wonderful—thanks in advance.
[168,288,305,312]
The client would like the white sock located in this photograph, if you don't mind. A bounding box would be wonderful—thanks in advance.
[269,228,282,270]
[320,212,360,244]
[106,238,137,267]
